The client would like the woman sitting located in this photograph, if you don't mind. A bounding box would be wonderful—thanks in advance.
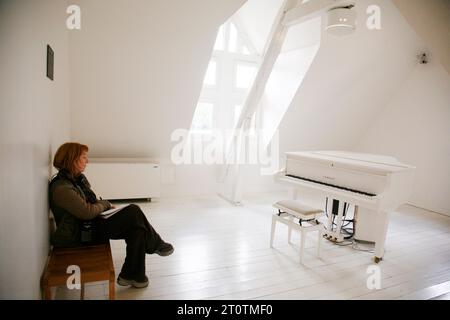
[49,142,173,288]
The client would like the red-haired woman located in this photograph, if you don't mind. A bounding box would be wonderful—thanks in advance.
[49,142,173,288]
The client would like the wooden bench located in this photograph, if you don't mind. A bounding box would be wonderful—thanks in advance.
[41,242,115,300]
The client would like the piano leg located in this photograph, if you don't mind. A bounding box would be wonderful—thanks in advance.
[326,204,334,239]
[374,209,390,263]
[333,201,345,242]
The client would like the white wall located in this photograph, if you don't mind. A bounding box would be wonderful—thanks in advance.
[69,0,246,158]
[392,0,450,73]
[68,0,246,197]
[0,0,71,299]
[278,0,424,155]
[355,61,450,215]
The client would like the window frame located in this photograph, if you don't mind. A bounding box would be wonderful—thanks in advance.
[192,17,262,135]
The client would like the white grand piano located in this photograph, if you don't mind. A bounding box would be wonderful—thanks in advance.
[275,151,416,263]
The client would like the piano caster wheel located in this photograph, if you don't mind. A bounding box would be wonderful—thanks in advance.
[374,257,382,264]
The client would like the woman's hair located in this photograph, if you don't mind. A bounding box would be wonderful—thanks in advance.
[53,142,88,176]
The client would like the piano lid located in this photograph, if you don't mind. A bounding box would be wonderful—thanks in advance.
[285,151,415,174]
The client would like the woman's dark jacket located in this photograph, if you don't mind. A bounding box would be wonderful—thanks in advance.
[48,170,111,247]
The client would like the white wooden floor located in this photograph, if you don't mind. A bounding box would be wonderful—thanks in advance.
[55,192,450,300]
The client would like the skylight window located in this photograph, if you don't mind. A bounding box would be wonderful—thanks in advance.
[234,105,243,126]
[203,61,217,86]
[214,26,225,51]
[191,17,262,134]
[228,23,238,53]
[235,63,258,89]
[191,102,214,132]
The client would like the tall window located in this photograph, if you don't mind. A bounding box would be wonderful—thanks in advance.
[191,18,261,134]
[191,103,214,131]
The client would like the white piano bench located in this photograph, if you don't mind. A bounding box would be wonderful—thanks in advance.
[270,200,325,264]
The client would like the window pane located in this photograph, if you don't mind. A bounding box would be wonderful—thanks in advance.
[250,112,256,131]
[192,103,213,131]
[228,22,238,53]
[242,46,251,55]
[234,105,243,126]
[235,64,258,89]
[203,61,217,86]
[214,25,225,51]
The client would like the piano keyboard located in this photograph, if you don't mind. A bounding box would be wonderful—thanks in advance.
[285,174,377,197]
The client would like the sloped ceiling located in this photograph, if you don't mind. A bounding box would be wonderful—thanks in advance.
[236,0,285,55]
[278,0,425,154]
[70,0,246,158]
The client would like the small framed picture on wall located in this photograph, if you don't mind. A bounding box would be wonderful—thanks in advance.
[47,45,54,80]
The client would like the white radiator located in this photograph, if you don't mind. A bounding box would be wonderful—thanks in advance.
[84,158,161,200]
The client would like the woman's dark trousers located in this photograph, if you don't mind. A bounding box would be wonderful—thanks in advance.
[95,204,164,281]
